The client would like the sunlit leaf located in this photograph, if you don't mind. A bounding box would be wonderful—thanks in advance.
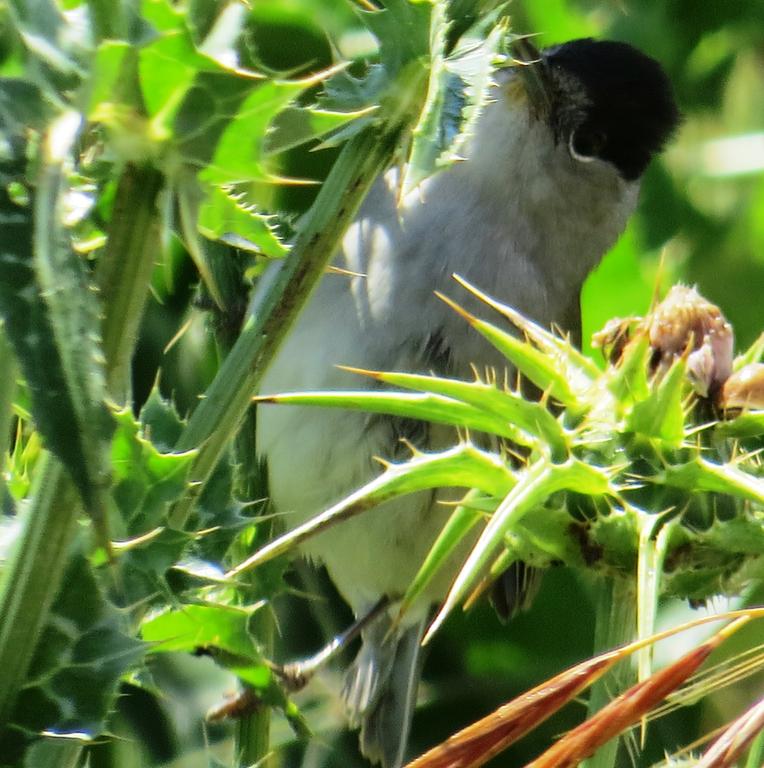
[255,389,530,442]
[197,183,286,257]
[229,443,516,577]
[627,357,687,444]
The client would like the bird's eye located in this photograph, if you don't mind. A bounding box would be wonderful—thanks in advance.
[569,127,607,162]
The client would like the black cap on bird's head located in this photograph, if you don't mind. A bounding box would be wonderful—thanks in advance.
[513,37,680,181]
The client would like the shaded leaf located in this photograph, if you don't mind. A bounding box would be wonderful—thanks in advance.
[1,555,144,761]
[360,0,434,77]
[265,105,377,156]
[110,407,195,534]
[139,385,186,452]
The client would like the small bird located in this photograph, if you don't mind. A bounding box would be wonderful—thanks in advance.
[256,37,679,767]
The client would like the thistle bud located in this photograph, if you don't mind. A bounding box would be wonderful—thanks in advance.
[647,285,733,397]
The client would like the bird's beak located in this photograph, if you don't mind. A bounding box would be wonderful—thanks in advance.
[510,38,553,118]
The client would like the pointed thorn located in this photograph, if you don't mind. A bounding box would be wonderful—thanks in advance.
[335,364,384,379]
[422,601,452,646]
[251,394,279,403]
[435,290,478,324]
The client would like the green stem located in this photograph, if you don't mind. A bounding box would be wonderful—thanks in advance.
[96,164,164,403]
[232,410,275,767]
[205,241,276,767]
[212,402,276,768]
[235,605,275,767]
[0,325,16,503]
[169,127,397,528]
[582,576,636,768]
[0,455,80,726]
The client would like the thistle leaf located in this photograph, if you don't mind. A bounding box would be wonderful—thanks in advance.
[426,458,612,641]
[342,367,568,457]
[734,331,764,371]
[627,357,686,444]
[714,411,764,439]
[0,113,114,534]
[1,555,144,761]
[254,390,531,443]
[606,334,651,409]
[436,292,581,408]
[228,444,515,578]
[360,0,434,78]
[396,491,488,620]
[657,459,764,505]
[196,183,287,257]
[266,105,378,156]
[452,274,600,379]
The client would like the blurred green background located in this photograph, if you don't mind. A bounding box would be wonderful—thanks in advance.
[124,1,764,767]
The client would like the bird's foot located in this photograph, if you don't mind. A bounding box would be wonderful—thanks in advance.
[271,597,391,693]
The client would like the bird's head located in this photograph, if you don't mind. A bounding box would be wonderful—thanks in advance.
[503,37,680,183]
[451,37,680,318]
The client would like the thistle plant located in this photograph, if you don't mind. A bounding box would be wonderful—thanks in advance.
[242,279,764,630]
[0,1,762,767]
[240,279,764,765]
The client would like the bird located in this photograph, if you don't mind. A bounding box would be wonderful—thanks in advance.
[255,37,679,768]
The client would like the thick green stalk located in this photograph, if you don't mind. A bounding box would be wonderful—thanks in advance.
[235,605,275,767]
[96,164,164,403]
[0,326,15,503]
[205,244,276,768]
[0,456,80,725]
[582,576,636,768]
[169,126,398,528]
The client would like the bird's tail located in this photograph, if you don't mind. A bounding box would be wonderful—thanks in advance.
[342,613,427,768]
